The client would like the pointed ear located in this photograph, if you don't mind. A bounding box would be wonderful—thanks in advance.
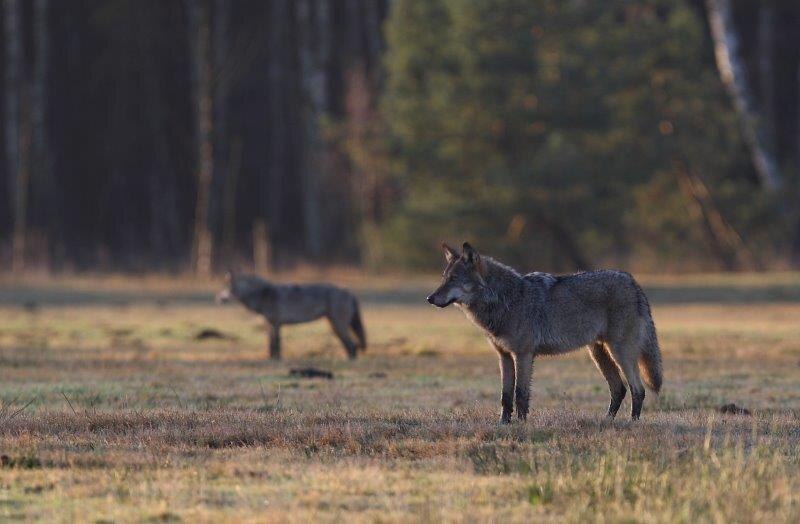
[462,242,478,263]
[442,242,459,263]
[462,242,486,276]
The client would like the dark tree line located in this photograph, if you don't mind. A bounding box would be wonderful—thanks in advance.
[0,0,388,272]
[2,0,799,273]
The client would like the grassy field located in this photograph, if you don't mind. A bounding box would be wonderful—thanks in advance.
[0,273,799,522]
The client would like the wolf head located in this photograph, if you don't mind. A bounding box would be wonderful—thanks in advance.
[216,271,264,304]
[427,242,487,308]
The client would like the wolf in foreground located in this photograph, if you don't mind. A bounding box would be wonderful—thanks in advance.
[427,243,662,423]
[217,272,366,360]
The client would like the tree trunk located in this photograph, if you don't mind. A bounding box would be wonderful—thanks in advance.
[535,212,592,271]
[252,219,271,274]
[706,0,782,191]
[794,58,800,265]
[362,0,383,72]
[673,159,758,271]
[221,137,241,265]
[210,0,229,267]
[32,0,53,267]
[296,0,328,258]
[757,5,775,156]
[137,7,180,264]
[187,0,214,276]
[267,0,288,255]
[4,0,27,272]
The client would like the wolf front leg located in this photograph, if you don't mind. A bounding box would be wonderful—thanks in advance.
[497,351,515,424]
[513,352,534,421]
[267,323,281,360]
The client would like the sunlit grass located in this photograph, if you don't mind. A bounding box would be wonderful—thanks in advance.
[0,276,799,521]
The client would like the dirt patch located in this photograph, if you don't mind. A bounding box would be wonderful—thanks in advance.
[193,328,233,341]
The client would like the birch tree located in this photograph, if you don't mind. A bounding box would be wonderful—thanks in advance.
[705,0,781,191]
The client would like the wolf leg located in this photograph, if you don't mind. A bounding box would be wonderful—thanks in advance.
[267,324,281,360]
[329,315,358,360]
[588,342,626,418]
[497,351,515,424]
[608,340,645,420]
[513,352,534,421]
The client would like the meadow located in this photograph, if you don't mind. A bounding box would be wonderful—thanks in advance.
[0,272,799,522]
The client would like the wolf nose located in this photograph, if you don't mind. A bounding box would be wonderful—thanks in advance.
[426,294,435,304]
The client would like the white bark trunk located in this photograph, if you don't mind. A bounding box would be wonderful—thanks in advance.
[706,0,782,191]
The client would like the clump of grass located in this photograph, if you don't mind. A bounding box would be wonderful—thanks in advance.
[0,453,42,469]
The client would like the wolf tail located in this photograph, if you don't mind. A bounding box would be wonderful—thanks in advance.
[639,336,662,394]
[633,280,662,394]
[350,298,367,351]
[638,310,663,394]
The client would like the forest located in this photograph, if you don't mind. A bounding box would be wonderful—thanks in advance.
[1,0,799,273]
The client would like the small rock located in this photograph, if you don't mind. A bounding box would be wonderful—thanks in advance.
[368,372,387,379]
[289,368,334,379]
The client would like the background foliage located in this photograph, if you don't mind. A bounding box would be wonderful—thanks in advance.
[1,0,798,272]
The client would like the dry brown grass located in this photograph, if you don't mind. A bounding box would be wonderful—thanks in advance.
[0,274,799,522]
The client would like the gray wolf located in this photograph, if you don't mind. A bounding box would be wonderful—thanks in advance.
[426,242,662,423]
[217,272,366,360]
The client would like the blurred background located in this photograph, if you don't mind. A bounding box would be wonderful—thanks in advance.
[0,0,799,275]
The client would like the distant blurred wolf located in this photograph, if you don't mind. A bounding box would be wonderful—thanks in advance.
[427,243,662,423]
[217,272,366,360]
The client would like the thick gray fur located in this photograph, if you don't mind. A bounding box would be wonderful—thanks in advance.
[218,273,366,360]
[427,242,662,423]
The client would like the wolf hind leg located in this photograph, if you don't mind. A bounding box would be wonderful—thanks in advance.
[588,342,626,418]
[607,338,646,420]
[349,299,367,351]
[328,313,359,360]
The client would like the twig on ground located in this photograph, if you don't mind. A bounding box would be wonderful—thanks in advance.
[1,397,36,425]
[168,385,185,409]
[61,392,79,417]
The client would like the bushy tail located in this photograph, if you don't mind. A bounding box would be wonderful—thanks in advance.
[633,279,662,394]
[638,317,663,394]
[350,299,367,351]
[639,340,662,394]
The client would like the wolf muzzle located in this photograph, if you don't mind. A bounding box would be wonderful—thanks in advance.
[426,293,455,308]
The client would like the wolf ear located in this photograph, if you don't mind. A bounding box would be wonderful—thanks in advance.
[462,242,486,276]
[462,242,478,263]
[442,242,459,263]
